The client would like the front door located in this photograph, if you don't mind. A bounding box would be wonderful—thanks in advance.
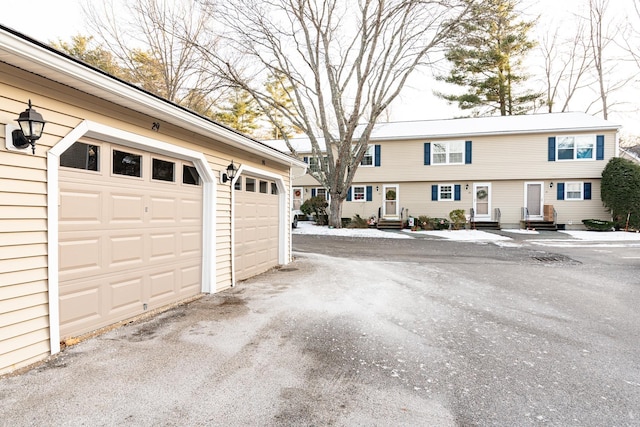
[525,182,543,220]
[382,184,399,218]
[473,183,491,221]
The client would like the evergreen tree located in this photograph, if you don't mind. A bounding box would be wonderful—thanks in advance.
[52,35,125,78]
[438,0,542,115]
[213,89,262,135]
[601,157,640,229]
[264,73,301,139]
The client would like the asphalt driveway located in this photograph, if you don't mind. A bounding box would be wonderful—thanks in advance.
[1,233,639,426]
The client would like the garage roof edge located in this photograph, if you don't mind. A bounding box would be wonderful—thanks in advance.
[0,25,306,169]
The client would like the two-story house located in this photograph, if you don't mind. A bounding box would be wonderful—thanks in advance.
[269,113,620,230]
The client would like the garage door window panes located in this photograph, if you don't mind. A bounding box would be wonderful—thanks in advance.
[246,178,256,192]
[183,165,201,186]
[271,183,278,195]
[152,158,175,182]
[60,142,99,171]
[113,150,142,177]
[234,176,242,190]
[260,181,268,193]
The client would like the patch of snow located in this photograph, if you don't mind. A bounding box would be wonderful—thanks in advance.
[559,230,640,241]
[502,229,540,235]
[293,221,413,239]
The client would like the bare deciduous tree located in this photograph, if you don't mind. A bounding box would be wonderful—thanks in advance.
[83,0,223,115]
[539,23,593,112]
[585,0,632,120]
[196,0,474,227]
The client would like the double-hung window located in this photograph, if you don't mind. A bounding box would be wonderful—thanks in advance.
[557,182,591,200]
[439,185,453,200]
[431,184,461,201]
[565,182,584,200]
[360,146,374,166]
[432,141,464,165]
[557,136,595,160]
[352,186,366,201]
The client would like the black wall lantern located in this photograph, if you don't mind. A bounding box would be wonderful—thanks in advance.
[13,100,46,154]
[221,161,237,183]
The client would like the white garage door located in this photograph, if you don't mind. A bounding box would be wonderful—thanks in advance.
[58,140,203,339]
[234,176,279,281]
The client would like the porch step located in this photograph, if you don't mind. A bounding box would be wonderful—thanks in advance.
[520,220,557,231]
[377,219,403,230]
[470,221,501,230]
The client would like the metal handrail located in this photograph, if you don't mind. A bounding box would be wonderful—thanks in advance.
[494,208,501,224]
[469,207,475,229]
[553,207,558,225]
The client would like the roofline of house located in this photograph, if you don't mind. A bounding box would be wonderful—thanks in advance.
[366,123,621,142]
[0,25,306,168]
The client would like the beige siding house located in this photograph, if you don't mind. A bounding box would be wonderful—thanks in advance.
[270,113,620,229]
[0,26,305,375]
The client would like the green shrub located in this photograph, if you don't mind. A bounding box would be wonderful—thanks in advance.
[430,217,450,230]
[300,195,329,225]
[601,157,640,229]
[449,209,466,230]
[417,215,431,230]
[582,219,615,231]
[347,214,369,228]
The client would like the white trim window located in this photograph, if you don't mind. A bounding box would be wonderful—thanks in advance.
[312,187,329,199]
[360,145,375,167]
[557,135,595,161]
[439,184,453,200]
[565,182,584,200]
[353,186,366,201]
[432,141,464,165]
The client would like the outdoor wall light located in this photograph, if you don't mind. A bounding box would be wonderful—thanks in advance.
[549,182,554,188]
[221,161,237,183]
[12,99,46,154]
[465,183,469,190]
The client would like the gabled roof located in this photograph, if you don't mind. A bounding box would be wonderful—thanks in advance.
[0,25,305,168]
[264,112,620,154]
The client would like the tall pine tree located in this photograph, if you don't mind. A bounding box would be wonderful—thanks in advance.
[438,0,542,115]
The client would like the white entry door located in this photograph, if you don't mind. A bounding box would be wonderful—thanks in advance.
[473,183,491,221]
[525,182,543,220]
[382,184,399,218]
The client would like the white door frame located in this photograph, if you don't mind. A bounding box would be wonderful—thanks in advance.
[382,184,399,218]
[524,181,544,220]
[47,120,217,355]
[473,182,492,221]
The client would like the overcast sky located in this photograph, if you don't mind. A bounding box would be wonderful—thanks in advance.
[1,0,638,134]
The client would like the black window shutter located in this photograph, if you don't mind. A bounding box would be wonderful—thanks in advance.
[548,137,556,161]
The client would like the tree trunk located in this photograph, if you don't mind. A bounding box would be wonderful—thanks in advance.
[329,195,344,228]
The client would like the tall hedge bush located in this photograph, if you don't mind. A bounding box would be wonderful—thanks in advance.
[601,157,640,229]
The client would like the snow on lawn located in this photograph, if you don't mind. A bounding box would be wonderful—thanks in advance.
[294,221,508,241]
[294,220,640,243]
[559,230,640,241]
[293,221,413,239]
